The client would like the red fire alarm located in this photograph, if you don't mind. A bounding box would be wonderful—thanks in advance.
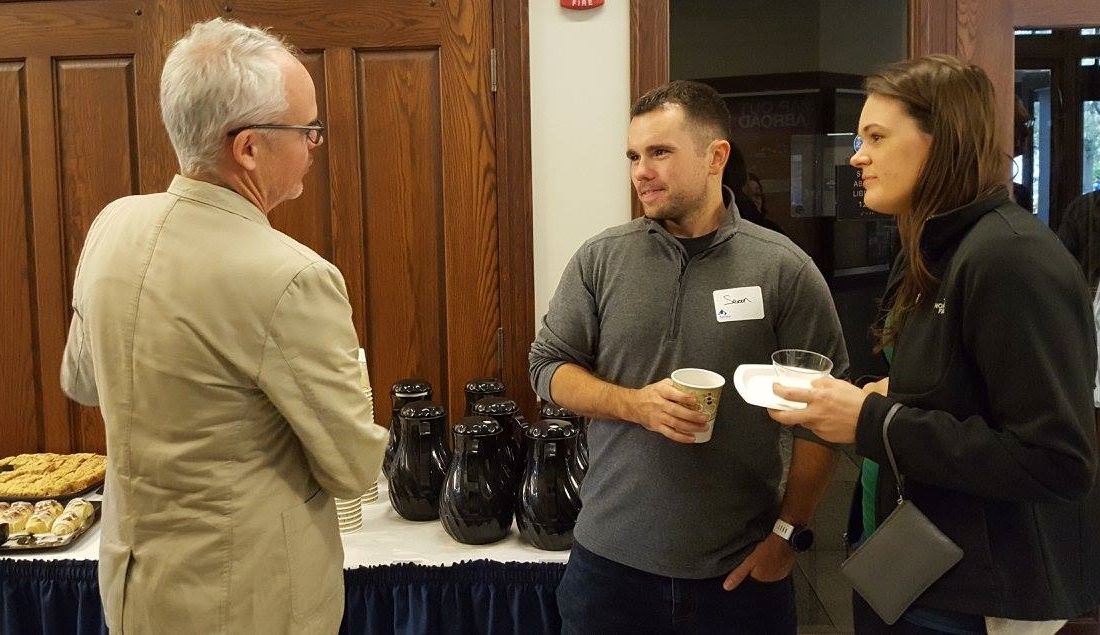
[560,0,604,8]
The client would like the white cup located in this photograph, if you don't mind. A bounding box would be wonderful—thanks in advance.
[670,368,726,443]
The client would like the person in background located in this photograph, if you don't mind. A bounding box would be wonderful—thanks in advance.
[770,54,1100,634]
[723,140,787,235]
[1057,189,1100,292]
[60,18,387,633]
[745,172,766,214]
[745,171,788,236]
[530,79,849,634]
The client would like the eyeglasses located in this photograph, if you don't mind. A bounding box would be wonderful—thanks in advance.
[852,135,863,152]
[227,120,325,144]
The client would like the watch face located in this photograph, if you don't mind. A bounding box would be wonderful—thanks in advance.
[791,527,814,552]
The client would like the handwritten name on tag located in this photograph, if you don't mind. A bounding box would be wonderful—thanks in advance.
[713,286,764,322]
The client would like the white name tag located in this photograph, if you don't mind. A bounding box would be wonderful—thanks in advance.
[713,286,764,322]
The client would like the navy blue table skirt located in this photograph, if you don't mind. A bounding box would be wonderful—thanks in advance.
[0,558,565,634]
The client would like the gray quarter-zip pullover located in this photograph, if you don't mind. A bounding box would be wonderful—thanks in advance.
[530,196,849,578]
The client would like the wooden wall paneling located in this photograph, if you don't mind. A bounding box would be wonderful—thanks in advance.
[956,0,1015,164]
[1014,1,1100,28]
[1,0,507,450]
[0,61,39,457]
[322,47,368,339]
[630,0,670,219]
[223,0,501,422]
[222,0,440,49]
[23,54,69,452]
[54,57,141,452]
[136,0,216,195]
[4,0,156,455]
[55,59,139,276]
[491,0,536,419]
[908,0,959,58]
[630,0,669,102]
[0,1,141,58]
[268,52,334,259]
[359,49,448,415]
[439,0,499,419]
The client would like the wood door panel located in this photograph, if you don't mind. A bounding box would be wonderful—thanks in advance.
[359,49,447,413]
[268,52,334,260]
[248,0,501,421]
[439,0,499,418]
[0,61,40,457]
[55,58,138,286]
[0,1,142,58]
[221,0,441,50]
[909,0,958,57]
[1,0,509,452]
[54,57,139,453]
[320,48,367,340]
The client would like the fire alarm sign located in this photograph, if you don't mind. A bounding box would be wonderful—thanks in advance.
[560,0,604,8]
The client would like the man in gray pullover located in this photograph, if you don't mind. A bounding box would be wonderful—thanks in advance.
[529,80,849,634]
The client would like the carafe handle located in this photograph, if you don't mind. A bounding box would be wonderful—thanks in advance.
[464,439,480,491]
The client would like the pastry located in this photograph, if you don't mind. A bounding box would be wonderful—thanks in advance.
[0,503,32,532]
[63,498,94,522]
[0,453,106,498]
[50,511,82,536]
[34,499,63,516]
[25,512,52,534]
[26,500,63,534]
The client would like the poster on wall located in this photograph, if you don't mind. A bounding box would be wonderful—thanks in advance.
[789,133,861,218]
[724,93,820,219]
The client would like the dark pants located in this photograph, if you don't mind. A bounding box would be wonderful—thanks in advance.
[556,541,797,635]
[852,592,986,634]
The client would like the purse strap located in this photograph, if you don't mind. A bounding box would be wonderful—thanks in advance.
[881,402,905,503]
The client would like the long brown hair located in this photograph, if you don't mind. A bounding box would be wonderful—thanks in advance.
[867,55,1009,348]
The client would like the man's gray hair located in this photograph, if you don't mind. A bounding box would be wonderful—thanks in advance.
[160,18,294,176]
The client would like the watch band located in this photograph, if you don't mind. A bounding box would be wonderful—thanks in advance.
[772,518,795,541]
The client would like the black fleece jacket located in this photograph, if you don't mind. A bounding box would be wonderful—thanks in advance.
[857,188,1100,620]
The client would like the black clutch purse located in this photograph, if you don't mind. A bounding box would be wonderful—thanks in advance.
[840,403,963,625]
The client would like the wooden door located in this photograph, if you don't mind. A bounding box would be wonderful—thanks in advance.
[229,0,500,423]
[0,0,502,455]
[0,0,175,455]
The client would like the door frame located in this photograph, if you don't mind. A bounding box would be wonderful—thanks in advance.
[492,0,537,416]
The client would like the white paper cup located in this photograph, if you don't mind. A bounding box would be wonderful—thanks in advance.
[670,368,726,443]
[334,496,363,531]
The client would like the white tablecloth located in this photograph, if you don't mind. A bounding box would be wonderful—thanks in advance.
[1,480,571,568]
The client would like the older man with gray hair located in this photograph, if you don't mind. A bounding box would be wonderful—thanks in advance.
[60,18,386,633]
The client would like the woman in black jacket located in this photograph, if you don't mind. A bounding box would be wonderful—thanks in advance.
[770,55,1100,633]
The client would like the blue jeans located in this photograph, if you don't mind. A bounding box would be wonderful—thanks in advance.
[557,541,797,635]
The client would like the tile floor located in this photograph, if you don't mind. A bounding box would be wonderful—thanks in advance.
[795,447,860,634]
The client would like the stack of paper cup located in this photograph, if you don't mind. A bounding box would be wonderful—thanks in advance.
[358,348,370,391]
[335,496,363,533]
[357,347,380,505]
[362,479,379,504]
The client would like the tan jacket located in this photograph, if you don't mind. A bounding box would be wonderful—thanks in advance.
[61,176,387,634]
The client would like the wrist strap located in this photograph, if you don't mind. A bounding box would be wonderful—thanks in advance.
[881,402,905,503]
